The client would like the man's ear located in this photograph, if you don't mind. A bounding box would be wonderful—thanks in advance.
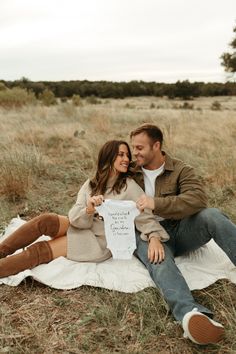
[153,141,161,151]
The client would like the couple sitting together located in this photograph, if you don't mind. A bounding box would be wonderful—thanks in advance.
[1,123,236,346]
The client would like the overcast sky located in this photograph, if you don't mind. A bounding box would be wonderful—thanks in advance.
[0,0,236,83]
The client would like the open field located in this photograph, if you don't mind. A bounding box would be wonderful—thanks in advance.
[0,96,236,353]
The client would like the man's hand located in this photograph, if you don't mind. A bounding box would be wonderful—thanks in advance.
[137,194,155,211]
[148,237,165,263]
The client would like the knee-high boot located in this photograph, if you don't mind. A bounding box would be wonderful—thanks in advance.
[0,241,53,278]
[0,213,59,258]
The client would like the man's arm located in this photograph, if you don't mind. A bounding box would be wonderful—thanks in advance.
[153,165,207,219]
[137,165,207,220]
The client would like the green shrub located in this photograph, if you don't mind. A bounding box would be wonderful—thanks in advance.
[86,95,101,104]
[72,94,82,106]
[124,102,135,109]
[0,82,7,91]
[211,100,221,111]
[0,87,36,108]
[39,89,57,106]
[180,101,194,109]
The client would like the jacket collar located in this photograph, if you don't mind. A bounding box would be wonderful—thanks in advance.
[163,152,174,171]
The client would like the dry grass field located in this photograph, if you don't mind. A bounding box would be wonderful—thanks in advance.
[0,96,236,353]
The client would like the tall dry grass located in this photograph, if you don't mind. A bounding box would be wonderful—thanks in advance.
[0,144,46,201]
[0,87,36,108]
[0,96,236,353]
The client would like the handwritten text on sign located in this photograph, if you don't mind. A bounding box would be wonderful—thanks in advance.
[96,200,139,259]
[109,211,130,236]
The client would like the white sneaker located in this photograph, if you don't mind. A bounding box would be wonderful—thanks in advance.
[182,308,225,345]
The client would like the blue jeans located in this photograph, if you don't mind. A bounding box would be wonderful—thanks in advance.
[134,208,236,322]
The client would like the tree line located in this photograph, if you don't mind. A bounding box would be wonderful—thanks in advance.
[1,79,236,100]
[1,21,236,101]
[221,23,236,75]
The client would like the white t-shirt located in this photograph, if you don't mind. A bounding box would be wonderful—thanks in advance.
[142,163,165,221]
[96,200,139,260]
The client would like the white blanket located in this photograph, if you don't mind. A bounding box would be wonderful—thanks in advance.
[0,217,236,292]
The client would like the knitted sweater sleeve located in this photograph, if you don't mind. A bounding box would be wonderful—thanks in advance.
[68,180,94,229]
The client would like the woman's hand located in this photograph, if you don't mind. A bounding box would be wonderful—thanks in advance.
[148,237,165,264]
[86,195,104,214]
[137,194,155,211]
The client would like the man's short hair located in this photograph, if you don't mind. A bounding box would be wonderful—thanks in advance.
[130,123,163,147]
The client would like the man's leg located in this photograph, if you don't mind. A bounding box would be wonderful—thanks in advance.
[134,231,212,322]
[174,208,236,265]
[159,211,231,345]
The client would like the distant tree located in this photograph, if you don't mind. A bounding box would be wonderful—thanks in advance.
[3,79,236,99]
[200,82,230,96]
[169,80,200,100]
[15,77,31,88]
[29,82,46,97]
[20,76,30,83]
[221,23,236,77]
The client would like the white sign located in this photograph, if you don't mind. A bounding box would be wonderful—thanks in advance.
[96,200,140,260]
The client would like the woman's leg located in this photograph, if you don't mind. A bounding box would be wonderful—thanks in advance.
[0,214,69,258]
[54,216,70,238]
[0,235,68,278]
[48,235,67,259]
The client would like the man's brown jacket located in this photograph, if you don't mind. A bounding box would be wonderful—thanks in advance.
[133,152,208,220]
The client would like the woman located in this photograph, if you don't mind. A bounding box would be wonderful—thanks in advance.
[0,140,169,278]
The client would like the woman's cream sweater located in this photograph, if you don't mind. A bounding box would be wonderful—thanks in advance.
[67,178,169,262]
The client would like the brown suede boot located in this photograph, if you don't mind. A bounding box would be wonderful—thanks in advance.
[0,241,53,278]
[0,213,59,258]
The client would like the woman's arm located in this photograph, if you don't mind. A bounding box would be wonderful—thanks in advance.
[68,180,95,229]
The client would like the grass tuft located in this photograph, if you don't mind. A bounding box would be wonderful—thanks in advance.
[0,144,46,201]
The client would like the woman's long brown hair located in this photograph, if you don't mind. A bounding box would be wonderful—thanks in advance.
[89,140,133,196]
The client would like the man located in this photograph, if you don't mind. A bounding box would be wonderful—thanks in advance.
[130,123,236,345]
